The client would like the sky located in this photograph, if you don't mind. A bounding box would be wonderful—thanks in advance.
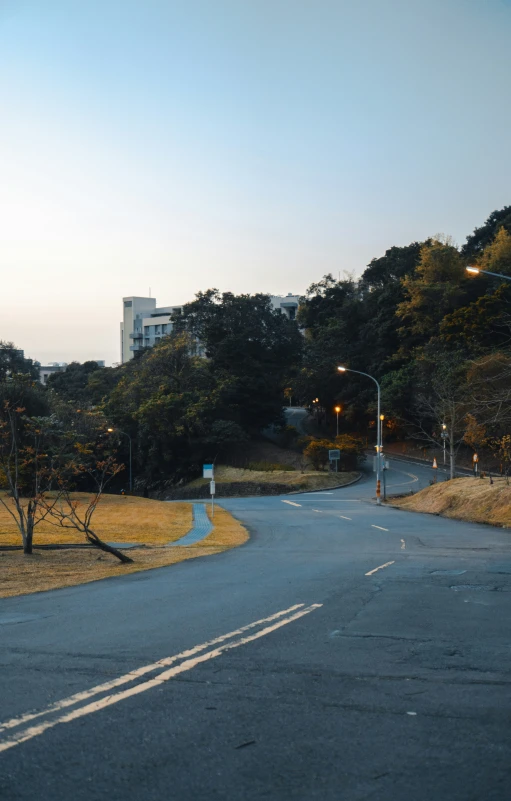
[1,0,510,365]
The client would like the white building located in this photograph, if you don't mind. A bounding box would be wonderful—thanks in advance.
[120,294,301,363]
[121,297,183,363]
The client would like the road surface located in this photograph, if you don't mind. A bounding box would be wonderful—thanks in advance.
[1,457,510,800]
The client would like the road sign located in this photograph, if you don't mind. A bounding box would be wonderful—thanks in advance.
[473,453,479,463]
[441,432,448,438]
[329,449,340,460]
[203,464,214,478]
[432,458,438,469]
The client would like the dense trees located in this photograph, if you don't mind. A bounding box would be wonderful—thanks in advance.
[296,206,511,472]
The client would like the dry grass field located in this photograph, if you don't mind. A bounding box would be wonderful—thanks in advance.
[0,492,192,546]
[187,465,360,492]
[392,476,511,527]
[0,498,248,598]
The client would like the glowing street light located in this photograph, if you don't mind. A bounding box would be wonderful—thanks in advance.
[338,366,382,505]
[466,265,511,282]
[334,405,341,437]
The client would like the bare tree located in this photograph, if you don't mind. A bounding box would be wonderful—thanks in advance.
[0,404,60,554]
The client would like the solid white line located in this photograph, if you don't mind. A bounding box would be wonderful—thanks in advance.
[281,500,301,507]
[371,525,389,532]
[0,604,305,736]
[0,604,322,754]
[339,515,352,520]
[365,561,395,576]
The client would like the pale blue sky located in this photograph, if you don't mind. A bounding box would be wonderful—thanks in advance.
[1,0,510,364]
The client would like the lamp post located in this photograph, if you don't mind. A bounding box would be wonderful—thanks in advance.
[466,266,511,282]
[334,405,341,437]
[107,428,132,493]
[338,366,382,505]
[441,422,447,465]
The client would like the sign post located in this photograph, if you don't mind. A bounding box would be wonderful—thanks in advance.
[328,449,340,473]
[203,464,215,517]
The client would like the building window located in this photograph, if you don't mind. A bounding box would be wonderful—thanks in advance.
[124,300,132,308]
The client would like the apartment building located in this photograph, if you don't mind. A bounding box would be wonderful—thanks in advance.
[120,293,301,362]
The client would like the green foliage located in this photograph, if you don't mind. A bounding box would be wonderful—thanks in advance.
[176,290,303,434]
[0,342,38,382]
[47,360,104,405]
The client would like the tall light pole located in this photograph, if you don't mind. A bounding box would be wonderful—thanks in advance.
[466,266,511,282]
[338,366,382,505]
[442,422,447,465]
[107,428,132,493]
[334,405,341,437]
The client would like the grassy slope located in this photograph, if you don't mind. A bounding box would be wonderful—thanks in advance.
[186,465,359,492]
[0,501,248,598]
[392,477,511,527]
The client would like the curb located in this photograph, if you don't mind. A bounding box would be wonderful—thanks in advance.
[289,472,362,495]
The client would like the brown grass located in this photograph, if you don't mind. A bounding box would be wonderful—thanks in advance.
[0,492,192,546]
[0,501,248,598]
[187,465,359,492]
[392,477,511,527]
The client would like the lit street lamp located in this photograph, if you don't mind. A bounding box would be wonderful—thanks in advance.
[441,422,447,465]
[338,366,382,505]
[466,266,511,282]
[334,405,341,437]
[107,428,132,493]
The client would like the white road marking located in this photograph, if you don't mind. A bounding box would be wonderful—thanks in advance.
[365,561,395,576]
[406,711,417,716]
[281,500,301,507]
[312,509,322,513]
[0,604,322,753]
[0,604,305,737]
[339,515,352,520]
[386,470,419,488]
[371,525,389,532]
[401,539,406,550]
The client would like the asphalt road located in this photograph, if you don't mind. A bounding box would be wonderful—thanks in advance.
[1,458,511,800]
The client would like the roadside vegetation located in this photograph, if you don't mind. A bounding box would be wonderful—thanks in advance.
[0,497,248,598]
[392,477,511,528]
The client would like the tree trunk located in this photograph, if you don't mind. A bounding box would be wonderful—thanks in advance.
[23,529,33,555]
[84,527,133,564]
[449,441,455,480]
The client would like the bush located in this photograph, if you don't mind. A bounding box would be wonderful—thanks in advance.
[303,439,335,470]
[304,435,366,471]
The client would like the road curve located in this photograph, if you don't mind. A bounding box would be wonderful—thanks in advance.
[1,460,510,800]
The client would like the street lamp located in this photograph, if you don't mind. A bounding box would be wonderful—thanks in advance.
[334,405,341,437]
[338,366,382,505]
[466,266,511,282]
[107,427,132,493]
[441,422,447,465]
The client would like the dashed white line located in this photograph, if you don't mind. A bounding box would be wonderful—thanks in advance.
[371,525,389,532]
[339,515,352,520]
[281,500,301,507]
[312,509,322,513]
[401,539,406,550]
[365,561,395,576]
